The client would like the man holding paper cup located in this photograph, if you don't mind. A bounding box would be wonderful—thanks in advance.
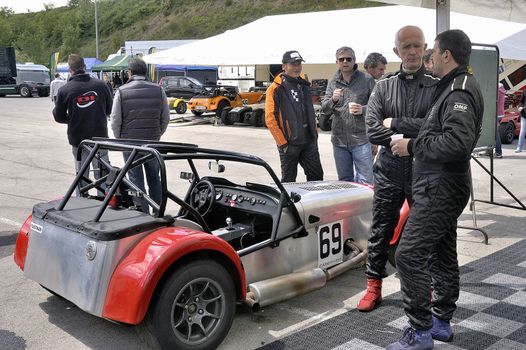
[321,46,376,184]
[358,26,439,313]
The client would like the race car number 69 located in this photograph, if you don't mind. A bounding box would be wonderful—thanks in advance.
[317,220,344,269]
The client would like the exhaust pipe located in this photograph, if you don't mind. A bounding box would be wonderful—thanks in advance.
[244,268,326,310]
[325,243,367,281]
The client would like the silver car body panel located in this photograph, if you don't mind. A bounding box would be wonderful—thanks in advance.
[24,216,148,317]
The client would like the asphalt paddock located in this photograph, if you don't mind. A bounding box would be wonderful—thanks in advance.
[0,96,525,350]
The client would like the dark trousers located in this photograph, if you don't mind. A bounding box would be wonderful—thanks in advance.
[365,150,413,279]
[278,141,323,183]
[395,172,470,330]
[123,152,161,214]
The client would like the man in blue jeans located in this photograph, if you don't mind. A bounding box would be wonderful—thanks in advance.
[321,46,376,184]
[110,58,170,213]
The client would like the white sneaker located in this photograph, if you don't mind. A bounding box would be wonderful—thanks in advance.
[515,148,522,153]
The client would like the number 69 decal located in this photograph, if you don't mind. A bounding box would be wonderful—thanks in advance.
[317,220,344,269]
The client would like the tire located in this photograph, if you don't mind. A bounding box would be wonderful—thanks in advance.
[139,260,236,350]
[38,88,50,97]
[499,122,515,144]
[215,100,230,117]
[254,109,264,127]
[191,110,203,117]
[318,113,332,131]
[249,111,259,127]
[220,108,235,125]
[175,101,187,114]
[19,85,32,98]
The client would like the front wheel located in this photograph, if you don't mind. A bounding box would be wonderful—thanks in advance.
[139,259,236,350]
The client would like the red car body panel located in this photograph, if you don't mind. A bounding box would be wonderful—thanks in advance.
[102,226,246,325]
[390,200,410,245]
[13,215,32,270]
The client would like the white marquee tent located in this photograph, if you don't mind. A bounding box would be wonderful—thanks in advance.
[143,5,526,66]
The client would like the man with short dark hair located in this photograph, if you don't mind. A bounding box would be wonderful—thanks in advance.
[322,46,375,184]
[387,29,484,350]
[110,57,170,213]
[265,50,323,182]
[364,52,387,80]
[53,54,113,195]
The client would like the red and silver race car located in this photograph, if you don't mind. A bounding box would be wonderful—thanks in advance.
[14,139,408,350]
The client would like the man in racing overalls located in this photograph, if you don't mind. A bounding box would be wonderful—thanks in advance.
[387,29,484,350]
[357,26,439,312]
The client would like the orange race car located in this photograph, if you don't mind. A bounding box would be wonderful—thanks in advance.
[187,85,265,117]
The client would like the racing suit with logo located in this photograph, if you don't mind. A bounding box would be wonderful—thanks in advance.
[365,65,438,279]
[53,72,113,195]
[265,73,323,182]
[396,65,484,329]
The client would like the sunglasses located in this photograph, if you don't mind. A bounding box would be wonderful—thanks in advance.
[338,57,354,63]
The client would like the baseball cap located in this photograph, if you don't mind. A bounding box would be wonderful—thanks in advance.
[282,50,305,64]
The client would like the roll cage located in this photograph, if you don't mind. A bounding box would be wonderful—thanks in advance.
[58,139,307,254]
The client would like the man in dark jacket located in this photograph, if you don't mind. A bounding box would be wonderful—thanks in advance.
[388,29,484,350]
[110,58,170,213]
[265,50,323,182]
[321,46,376,184]
[358,26,439,312]
[53,54,113,195]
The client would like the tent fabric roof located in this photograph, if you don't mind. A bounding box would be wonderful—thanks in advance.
[143,5,526,66]
[56,58,102,72]
[92,55,131,72]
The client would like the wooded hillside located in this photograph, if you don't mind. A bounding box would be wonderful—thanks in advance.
[0,0,382,65]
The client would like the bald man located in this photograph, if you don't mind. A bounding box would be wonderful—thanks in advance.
[357,26,439,312]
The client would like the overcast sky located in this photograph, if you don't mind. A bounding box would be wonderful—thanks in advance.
[1,0,69,13]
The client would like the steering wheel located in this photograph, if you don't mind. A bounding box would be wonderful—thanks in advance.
[190,180,215,216]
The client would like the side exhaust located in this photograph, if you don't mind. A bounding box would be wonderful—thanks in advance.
[244,268,326,311]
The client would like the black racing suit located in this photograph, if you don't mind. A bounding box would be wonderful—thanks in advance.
[365,66,438,279]
[396,66,484,330]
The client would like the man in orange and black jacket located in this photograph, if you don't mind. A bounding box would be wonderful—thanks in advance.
[265,50,323,183]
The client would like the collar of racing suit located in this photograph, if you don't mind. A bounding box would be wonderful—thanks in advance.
[433,65,468,102]
[397,64,427,81]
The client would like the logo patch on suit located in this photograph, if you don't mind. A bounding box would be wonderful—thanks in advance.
[76,91,98,108]
[290,89,299,102]
[453,102,468,112]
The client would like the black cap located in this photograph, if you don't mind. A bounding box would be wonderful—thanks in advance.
[282,50,305,64]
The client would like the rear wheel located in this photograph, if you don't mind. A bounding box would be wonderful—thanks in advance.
[175,101,187,114]
[19,85,32,98]
[138,260,236,350]
[499,122,515,144]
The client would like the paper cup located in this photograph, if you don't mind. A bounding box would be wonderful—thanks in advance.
[390,134,404,141]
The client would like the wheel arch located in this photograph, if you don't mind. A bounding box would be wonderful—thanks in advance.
[102,228,246,325]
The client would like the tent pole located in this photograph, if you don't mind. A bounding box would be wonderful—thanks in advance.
[436,0,450,34]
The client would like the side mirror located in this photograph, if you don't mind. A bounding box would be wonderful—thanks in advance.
[180,172,194,182]
[290,192,301,203]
